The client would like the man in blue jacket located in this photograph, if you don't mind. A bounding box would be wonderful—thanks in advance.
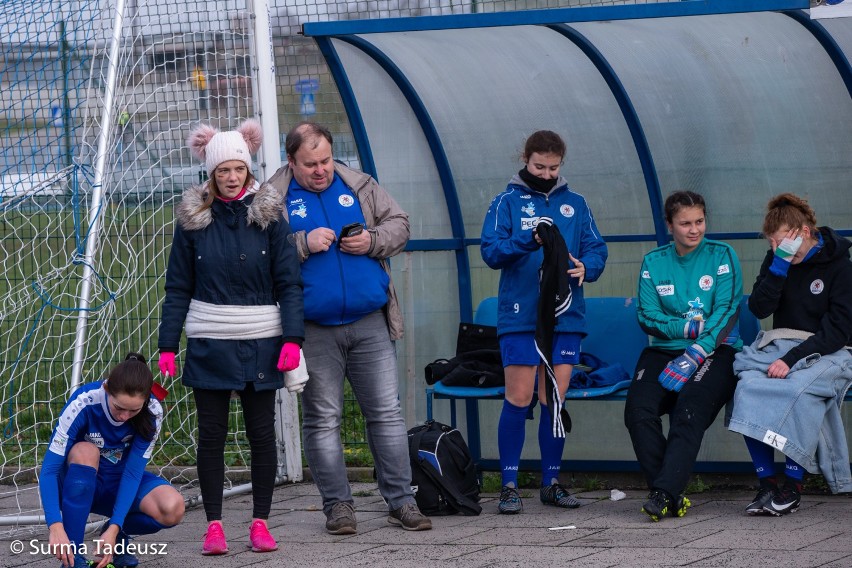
[267,121,431,535]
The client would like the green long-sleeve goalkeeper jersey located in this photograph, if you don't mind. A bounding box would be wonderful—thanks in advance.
[637,238,744,355]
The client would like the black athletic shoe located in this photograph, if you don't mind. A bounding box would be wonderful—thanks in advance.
[540,483,581,509]
[745,486,776,516]
[671,494,691,518]
[764,483,801,516]
[499,486,523,514]
[642,489,673,522]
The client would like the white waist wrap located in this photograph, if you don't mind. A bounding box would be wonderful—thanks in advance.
[185,299,282,340]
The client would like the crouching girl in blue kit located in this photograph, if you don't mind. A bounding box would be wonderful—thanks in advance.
[39,354,184,568]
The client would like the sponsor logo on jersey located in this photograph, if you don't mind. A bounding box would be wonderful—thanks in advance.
[685,297,705,320]
[520,194,532,199]
[49,432,69,454]
[560,204,574,218]
[810,279,824,294]
[101,448,124,465]
[338,194,355,207]
[642,270,650,279]
[717,264,730,275]
[290,203,307,218]
[521,217,539,231]
[521,203,536,217]
[85,432,104,448]
[699,275,714,291]
[656,284,675,296]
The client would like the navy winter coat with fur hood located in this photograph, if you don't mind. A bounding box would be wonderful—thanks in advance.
[158,181,304,391]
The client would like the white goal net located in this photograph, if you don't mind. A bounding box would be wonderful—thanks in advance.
[0,0,291,535]
[0,0,648,536]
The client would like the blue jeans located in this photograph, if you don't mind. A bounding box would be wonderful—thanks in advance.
[301,310,415,514]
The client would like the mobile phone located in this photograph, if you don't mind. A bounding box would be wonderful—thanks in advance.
[340,222,364,239]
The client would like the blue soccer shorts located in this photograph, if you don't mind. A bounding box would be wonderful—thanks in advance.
[499,331,582,366]
[89,465,172,517]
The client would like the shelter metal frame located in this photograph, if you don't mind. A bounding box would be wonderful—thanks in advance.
[301,0,852,475]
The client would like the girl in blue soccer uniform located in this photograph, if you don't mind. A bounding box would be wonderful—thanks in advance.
[481,130,608,514]
[40,354,184,568]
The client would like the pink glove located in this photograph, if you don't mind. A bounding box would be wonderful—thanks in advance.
[277,342,301,372]
[158,352,176,377]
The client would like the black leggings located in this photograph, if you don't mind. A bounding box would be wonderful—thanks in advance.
[193,384,276,521]
[624,345,738,498]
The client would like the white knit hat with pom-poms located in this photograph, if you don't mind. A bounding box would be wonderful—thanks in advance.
[187,119,263,175]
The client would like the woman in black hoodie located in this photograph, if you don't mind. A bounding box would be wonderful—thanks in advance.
[730,193,852,517]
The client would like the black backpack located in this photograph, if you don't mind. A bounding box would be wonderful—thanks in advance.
[407,420,481,516]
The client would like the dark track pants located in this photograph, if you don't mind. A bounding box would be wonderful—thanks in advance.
[624,345,738,498]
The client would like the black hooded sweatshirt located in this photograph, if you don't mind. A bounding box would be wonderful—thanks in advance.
[748,226,852,367]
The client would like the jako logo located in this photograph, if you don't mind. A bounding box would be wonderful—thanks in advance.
[85,432,104,447]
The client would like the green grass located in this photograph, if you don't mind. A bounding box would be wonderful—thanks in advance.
[0,200,371,478]
[577,476,608,492]
[685,475,712,494]
[480,471,538,492]
[481,472,502,493]
[802,474,830,494]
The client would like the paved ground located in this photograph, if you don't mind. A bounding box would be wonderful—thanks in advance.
[3,481,851,568]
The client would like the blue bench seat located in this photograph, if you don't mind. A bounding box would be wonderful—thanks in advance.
[425,295,768,473]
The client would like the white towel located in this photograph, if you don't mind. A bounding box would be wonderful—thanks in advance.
[284,350,309,393]
[185,299,282,340]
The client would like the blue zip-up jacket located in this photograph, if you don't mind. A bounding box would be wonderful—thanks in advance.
[286,174,390,326]
[267,161,409,340]
[481,176,608,336]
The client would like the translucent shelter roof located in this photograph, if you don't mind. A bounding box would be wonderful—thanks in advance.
[303,0,852,320]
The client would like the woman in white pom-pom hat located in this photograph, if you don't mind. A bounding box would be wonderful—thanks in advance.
[156,120,304,555]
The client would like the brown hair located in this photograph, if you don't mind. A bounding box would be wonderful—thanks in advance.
[105,352,156,440]
[762,193,817,237]
[285,121,334,160]
[523,130,566,161]
[664,190,706,224]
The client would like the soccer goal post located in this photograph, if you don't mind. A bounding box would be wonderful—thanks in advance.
[0,0,299,535]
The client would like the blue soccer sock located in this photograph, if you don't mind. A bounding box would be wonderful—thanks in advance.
[61,464,98,548]
[743,435,776,479]
[538,402,565,486]
[122,512,169,536]
[498,399,528,488]
[785,457,804,487]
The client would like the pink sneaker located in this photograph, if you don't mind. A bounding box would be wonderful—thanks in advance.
[249,519,278,552]
[202,521,228,556]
